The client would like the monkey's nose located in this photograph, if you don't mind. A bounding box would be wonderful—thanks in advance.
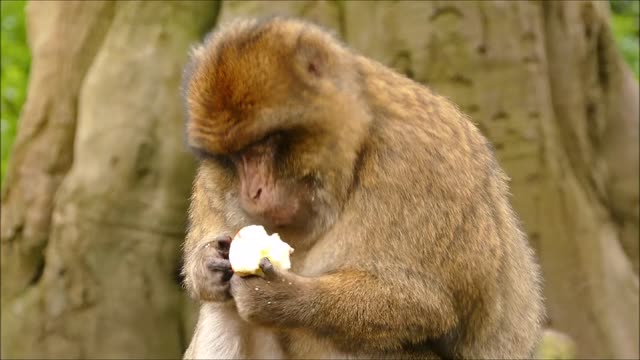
[245,184,268,213]
[252,188,262,200]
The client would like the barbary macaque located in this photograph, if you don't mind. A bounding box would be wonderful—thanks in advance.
[180,16,544,359]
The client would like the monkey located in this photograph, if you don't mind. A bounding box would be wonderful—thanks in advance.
[180,16,545,359]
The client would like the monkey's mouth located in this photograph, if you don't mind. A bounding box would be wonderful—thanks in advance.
[242,201,315,235]
[252,208,312,230]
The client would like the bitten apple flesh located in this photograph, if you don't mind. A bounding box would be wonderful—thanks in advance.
[229,225,294,276]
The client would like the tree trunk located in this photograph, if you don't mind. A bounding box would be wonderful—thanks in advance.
[1,1,637,359]
[1,1,217,358]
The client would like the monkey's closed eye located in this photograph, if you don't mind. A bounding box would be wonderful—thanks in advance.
[208,154,235,170]
[191,147,235,170]
[270,127,309,161]
[301,172,321,187]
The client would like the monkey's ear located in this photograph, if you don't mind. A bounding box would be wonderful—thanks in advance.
[293,31,335,81]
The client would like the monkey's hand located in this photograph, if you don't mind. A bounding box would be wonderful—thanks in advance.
[230,258,308,326]
[188,234,234,302]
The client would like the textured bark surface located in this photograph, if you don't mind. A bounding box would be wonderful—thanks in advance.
[1,1,217,358]
[1,1,637,359]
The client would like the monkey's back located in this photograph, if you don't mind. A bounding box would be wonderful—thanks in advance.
[322,56,546,358]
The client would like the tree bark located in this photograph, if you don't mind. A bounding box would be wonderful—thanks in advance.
[1,1,637,359]
[1,1,218,358]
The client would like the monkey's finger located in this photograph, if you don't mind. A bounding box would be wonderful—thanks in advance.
[206,258,232,272]
[258,257,278,279]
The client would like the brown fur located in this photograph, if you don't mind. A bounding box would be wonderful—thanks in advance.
[182,16,544,359]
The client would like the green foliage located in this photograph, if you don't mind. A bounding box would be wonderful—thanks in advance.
[1,0,30,186]
[534,330,577,360]
[610,0,640,78]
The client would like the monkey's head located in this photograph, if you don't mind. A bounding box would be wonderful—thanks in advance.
[183,17,371,238]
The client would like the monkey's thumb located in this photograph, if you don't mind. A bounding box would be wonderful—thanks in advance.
[259,257,277,279]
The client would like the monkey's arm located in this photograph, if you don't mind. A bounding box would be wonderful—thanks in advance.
[182,168,237,301]
[231,259,458,353]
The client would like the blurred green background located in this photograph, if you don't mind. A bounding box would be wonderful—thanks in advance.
[1,0,29,186]
[1,0,638,186]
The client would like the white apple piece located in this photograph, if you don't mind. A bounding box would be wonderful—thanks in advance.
[229,225,294,277]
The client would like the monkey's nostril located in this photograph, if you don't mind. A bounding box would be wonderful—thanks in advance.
[253,188,262,200]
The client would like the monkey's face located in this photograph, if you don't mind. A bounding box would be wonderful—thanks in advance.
[229,131,315,229]
[184,17,371,239]
[193,128,335,241]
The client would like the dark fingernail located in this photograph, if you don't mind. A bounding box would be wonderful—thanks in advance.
[259,257,273,272]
